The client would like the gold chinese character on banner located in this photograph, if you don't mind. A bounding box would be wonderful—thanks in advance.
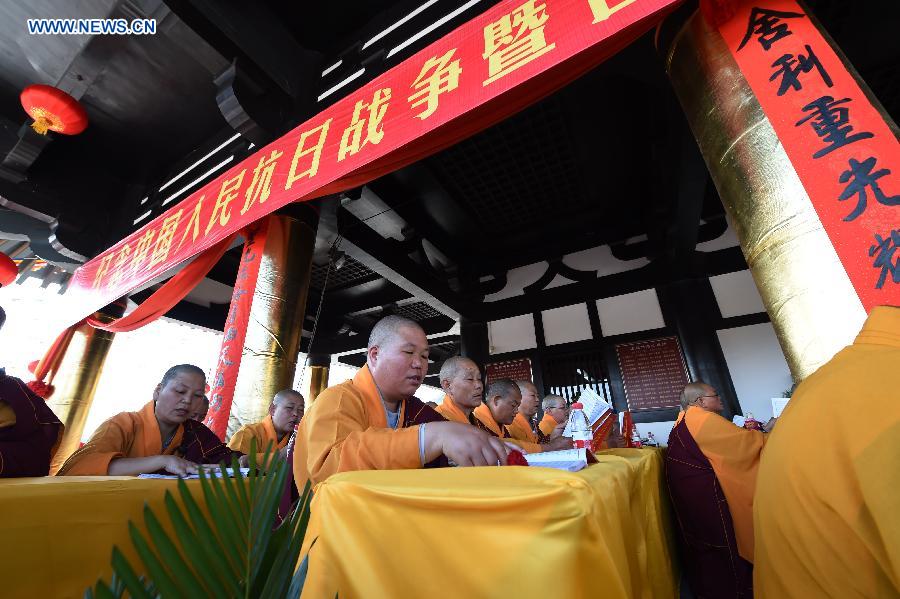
[91,254,113,289]
[483,0,556,85]
[409,49,462,120]
[130,228,156,275]
[587,0,638,23]
[241,149,283,215]
[177,197,204,251]
[148,209,183,270]
[285,119,332,190]
[338,88,391,161]
[106,243,132,289]
[205,170,245,235]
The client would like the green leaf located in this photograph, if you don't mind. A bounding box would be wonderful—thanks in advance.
[128,520,184,599]
[198,468,247,565]
[287,539,317,599]
[85,580,118,599]
[164,491,236,598]
[177,477,242,583]
[143,505,207,599]
[110,546,154,599]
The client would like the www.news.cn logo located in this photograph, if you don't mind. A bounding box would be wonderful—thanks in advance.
[27,18,157,35]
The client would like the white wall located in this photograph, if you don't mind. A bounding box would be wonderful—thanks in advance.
[717,322,793,421]
[488,314,537,354]
[634,420,676,447]
[709,269,766,317]
[542,303,592,346]
[596,289,665,337]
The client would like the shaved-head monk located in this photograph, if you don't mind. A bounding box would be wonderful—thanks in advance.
[666,381,768,598]
[0,305,64,477]
[294,316,511,492]
[754,306,900,598]
[58,364,241,476]
[189,394,209,422]
[506,380,545,444]
[539,395,569,439]
[229,389,304,457]
[475,379,572,453]
[434,356,484,426]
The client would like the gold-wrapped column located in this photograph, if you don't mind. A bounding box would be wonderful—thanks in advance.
[658,8,867,380]
[227,207,317,438]
[308,353,331,402]
[48,302,124,474]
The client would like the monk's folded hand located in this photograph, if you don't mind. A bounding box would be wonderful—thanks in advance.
[542,436,574,451]
[423,421,510,467]
[162,455,199,477]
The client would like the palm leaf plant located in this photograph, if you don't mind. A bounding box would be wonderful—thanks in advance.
[85,440,314,599]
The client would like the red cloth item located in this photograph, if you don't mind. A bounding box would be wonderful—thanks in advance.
[25,322,82,398]
[622,411,636,448]
[88,233,237,333]
[506,450,529,466]
[0,253,17,287]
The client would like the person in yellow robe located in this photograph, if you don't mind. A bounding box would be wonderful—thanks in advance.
[228,389,304,456]
[538,394,568,438]
[57,364,240,476]
[666,381,768,598]
[474,379,571,453]
[754,305,900,598]
[434,356,484,426]
[294,316,511,492]
[507,380,542,443]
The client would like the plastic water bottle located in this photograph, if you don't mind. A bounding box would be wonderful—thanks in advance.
[568,402,592,450]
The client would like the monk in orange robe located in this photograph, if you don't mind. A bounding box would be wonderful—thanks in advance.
[434,356,484,426]
[294,316,511,492]
[57,364,240,476]
[666,381,769,598]
[0,306,64,477]
[228,389,304,456]
[506,380,544,443]
[538,394,568,438]
[474,379,571,453]
[754,306,900,598]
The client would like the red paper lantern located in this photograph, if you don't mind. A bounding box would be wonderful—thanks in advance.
[0,253,17,287]
[20,84,88,136]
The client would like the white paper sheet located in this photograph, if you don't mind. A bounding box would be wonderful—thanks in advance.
[524,448,588,472]
[138,467,250,480]
[771,398,790,418]
[563,387,613,436]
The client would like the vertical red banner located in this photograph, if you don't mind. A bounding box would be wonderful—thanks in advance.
[717,0,899,310]
[204,219,268,439]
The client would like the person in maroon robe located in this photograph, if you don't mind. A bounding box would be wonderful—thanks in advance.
[0,305,65,477]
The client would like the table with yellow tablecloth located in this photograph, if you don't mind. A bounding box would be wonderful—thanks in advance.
[301,448,678,599]
[0,476,211,599]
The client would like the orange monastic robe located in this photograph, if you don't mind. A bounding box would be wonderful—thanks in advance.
[538,413,557,437]
[228,415,288,454]
[676,406,766,562]
[57,400,235,475]
[507,413,538,444]
[473,404,542,453]
[434,395,475,425]
[293,365,441,492]
[754,306,900,598]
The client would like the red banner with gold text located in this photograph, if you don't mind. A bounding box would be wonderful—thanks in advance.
[204,220,267,439]
[59,0,681,328]
[718,0,899,310]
